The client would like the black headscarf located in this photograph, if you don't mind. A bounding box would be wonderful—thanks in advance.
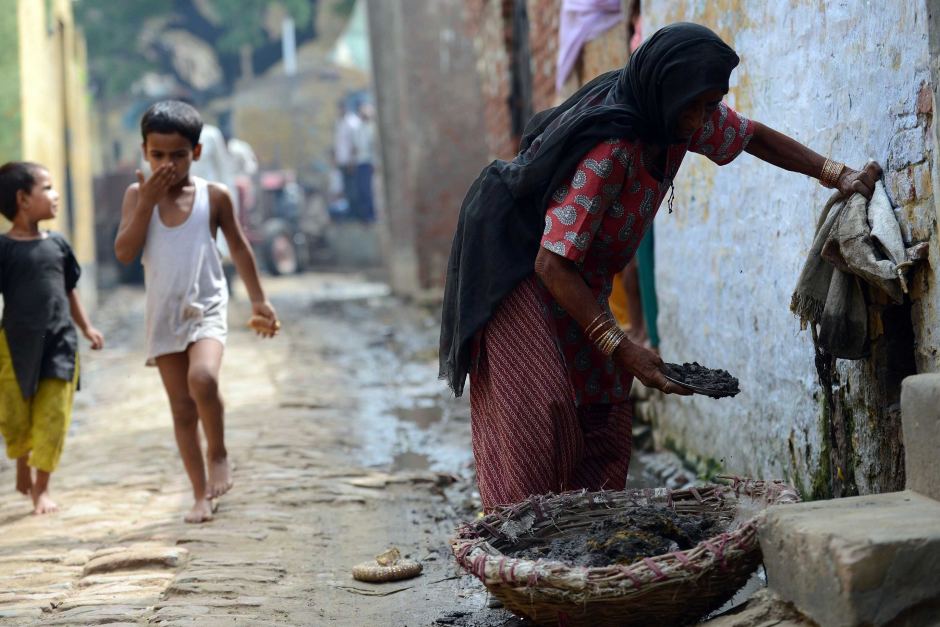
[439,23,740,396]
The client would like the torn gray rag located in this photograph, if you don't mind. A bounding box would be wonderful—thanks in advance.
[790,181,906,359]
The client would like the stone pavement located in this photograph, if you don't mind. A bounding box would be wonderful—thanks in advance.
[0,274,500,626]
[0,273,797,626]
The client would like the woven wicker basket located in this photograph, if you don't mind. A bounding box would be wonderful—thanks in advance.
[451,477,800,627]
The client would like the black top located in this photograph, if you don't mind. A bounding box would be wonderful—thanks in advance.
[0,232,80,398]
[439,23,741,396]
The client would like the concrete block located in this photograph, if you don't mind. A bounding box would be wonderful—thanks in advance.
[701,589,813,626]
[903,374,940,500]
[324,223,382,267]
[759,491,940,627]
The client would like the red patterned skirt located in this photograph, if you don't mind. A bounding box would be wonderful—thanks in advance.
[469,276,633,510]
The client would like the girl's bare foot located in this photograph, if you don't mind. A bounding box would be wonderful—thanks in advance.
[15,457,32,495]
[31,489,58,515]
[184,497,214,523]
[207,457,233,498]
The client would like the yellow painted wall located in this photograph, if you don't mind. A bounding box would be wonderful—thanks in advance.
[15,0,96,282]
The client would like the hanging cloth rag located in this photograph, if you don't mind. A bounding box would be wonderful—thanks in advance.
[556,0,625,92]
[791,180,911,359]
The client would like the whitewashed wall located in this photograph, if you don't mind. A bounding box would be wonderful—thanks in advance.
[644,1,940,495]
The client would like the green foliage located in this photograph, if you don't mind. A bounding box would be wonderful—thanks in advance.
[0,8,22,159]
[211,0,313,53]
[74,1,315,97]
[73,1,168,97]
[332,0,356,17]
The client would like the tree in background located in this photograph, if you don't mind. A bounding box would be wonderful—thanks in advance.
[75,0,318,100]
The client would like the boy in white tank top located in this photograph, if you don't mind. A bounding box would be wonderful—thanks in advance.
[115,101,279,523]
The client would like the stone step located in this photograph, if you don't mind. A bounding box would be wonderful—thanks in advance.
[902,373,940,500]
[759,490,940,627]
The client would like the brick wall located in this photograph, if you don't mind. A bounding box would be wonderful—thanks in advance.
[463,0,561,160]
[463,0,516,160]
[369,0,576,295]
[367,0,491,296]
[526,0,562,111]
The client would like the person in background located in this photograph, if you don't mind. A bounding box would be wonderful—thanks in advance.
[609,260,645,344]
[334,100,361,220]
[326,150,351,222]
[352,102,376,222]
[224,125,260,236]
[0,162,104,515]
[609,231,659,351]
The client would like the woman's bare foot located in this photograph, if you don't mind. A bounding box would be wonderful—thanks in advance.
[31,489,58,515]
[184,497,214,523]
[206,457,233,498]
[15,457,32,495]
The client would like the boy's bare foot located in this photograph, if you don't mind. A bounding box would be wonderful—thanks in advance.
[184,497,214,523]
[15,457,32,495]
[207,457,233,498]
[31,489,58,515]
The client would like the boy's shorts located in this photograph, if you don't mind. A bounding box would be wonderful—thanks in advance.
[0,329,78,472]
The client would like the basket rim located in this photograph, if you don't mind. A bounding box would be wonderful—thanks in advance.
[451,477,800,594]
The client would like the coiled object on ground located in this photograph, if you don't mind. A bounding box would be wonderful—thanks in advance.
[352,547,422,583]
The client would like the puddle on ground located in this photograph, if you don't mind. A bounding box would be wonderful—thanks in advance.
[391,451,431,472]
[305,293,473,476]
[393,405,443,430]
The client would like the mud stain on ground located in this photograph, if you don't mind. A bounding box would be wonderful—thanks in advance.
[394,404,444,430]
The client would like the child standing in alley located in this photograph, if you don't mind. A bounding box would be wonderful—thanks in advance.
[0,162,104,515]
[115,101,278,524]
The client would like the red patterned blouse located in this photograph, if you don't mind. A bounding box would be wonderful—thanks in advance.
[538,102,754,405]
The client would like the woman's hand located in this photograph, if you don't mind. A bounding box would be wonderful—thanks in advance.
[614,340,692,395]
[835,160,883,200]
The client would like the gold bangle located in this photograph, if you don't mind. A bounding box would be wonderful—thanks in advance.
[583,312,607,337]
[820,158,845,188]
[596,326,626,356]
[595,327,615,354]
[587,318,615,342]
[821,159,837,187]
[602,329,626,356]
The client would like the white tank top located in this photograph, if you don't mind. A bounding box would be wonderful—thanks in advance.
[142,177,228,363]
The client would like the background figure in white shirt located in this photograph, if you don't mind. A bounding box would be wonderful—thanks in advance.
[333,101,362,221]
[351,102,376,222]
[226,136,259,226]
[189,123,240,262]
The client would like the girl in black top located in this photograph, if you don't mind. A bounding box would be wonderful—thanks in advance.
[0,162,103,515]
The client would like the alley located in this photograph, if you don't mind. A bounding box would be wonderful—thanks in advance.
[0,273,516,626]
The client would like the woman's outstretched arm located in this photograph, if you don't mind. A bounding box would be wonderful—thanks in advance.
[745,120,883,199]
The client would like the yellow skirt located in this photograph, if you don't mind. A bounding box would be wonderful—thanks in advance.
[0,329,78,472]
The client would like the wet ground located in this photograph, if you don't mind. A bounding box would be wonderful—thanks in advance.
[0,272,769,625]
[0,272,517,626]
